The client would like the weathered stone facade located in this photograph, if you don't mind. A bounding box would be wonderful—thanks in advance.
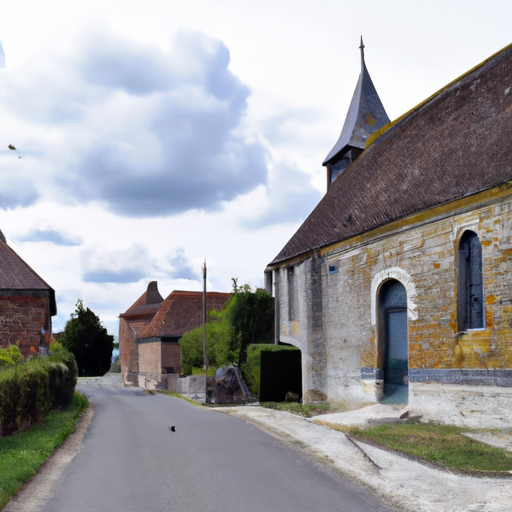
[267,43,512,427]
[273,188,512,426]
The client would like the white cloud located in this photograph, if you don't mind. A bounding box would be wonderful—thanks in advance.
[0,39,5,69]
[0,28,269,217]
[1,0,511,338]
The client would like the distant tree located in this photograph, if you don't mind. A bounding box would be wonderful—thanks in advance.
[59,300,114,377]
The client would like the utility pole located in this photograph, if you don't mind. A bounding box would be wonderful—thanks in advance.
[202,260,209,402]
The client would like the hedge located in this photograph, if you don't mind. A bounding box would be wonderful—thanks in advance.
[241,344,300,397]
[0,349,78,437]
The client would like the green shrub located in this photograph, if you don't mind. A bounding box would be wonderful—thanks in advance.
[179,281,275,374]
[0,364,50,436]
[17,364,51,431]
[47,349,78,409]
[0,344,23,370]
[0,348,78,436]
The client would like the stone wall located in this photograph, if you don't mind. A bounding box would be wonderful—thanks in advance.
[273,188,512,426]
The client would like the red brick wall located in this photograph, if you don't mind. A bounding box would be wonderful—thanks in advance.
[161,342,181,374]
[119,318,154,385]
[0,295,50,357]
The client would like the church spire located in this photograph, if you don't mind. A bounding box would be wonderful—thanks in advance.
[323,38,390,187]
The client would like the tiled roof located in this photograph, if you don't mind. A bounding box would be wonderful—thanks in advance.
[138,290,231,339]
[270,43,512,265]
[0,240,56,314]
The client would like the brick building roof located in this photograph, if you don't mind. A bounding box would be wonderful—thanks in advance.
[0,240,56,315]
[270,43,512,265]
[138,290,231,340]
[120,281,163,320]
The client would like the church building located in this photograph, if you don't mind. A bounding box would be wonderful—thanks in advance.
[266,41,512,427]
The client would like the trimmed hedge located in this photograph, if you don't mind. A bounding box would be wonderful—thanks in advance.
[241,344,300,397]
[0,349,78,437]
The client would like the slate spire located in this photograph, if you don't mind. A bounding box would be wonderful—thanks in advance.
[323,38,390,187]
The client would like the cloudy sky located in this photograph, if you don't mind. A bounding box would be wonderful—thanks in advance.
[0,0,511,336]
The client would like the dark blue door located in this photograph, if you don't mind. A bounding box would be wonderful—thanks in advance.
[379,280,408,403]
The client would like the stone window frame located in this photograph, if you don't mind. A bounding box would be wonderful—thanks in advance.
[456,229,485,332]
[370,267,418,326]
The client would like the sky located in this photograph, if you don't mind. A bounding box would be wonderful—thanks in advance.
[0,0,511,336]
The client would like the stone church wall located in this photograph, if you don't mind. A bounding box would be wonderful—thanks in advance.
[274,190,512,426]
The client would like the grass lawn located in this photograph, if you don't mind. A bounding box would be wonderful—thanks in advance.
[0,392,88,510]
[348,421,512,474]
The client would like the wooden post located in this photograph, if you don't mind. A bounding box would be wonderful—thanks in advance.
[202,260,209,402]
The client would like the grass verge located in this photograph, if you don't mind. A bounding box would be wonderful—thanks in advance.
[0,392,88,509]
[348,421,512,474]
[158,390,202,406]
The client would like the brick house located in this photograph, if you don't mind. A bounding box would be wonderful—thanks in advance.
[119,283,230,388]
[119,281,163,385]
[0,230,56,357]
[265,42,512,427]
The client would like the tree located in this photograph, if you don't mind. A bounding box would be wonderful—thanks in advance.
[59,300,114,377]
[179,303,234,373]
[229,280,274,366]
[179,281,274,372]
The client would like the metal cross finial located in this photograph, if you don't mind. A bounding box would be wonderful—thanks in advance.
[359,36,365,63]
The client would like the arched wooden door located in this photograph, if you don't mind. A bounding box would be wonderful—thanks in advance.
[378,279,408,404]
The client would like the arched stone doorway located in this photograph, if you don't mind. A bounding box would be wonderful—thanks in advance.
[378,279,409,404]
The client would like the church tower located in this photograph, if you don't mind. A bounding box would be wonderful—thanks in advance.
[323,38,390,188]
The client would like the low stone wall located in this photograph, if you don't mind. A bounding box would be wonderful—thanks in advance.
[137,372,208,401]
[168,374,207,401]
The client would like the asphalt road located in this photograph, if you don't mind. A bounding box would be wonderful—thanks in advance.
[37,381,399,512]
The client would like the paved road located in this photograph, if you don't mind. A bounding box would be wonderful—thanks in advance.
[38,381,398,512]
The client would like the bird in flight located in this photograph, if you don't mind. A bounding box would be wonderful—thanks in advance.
[8,144,16,150]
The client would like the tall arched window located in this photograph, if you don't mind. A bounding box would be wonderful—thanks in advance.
[458,230,484,331]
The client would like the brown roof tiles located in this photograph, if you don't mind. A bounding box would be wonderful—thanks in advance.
[0,240,56,314]
[270,43,512,265]
[138,290,231,339]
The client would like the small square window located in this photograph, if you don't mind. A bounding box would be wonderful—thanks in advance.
[329,265,338,274]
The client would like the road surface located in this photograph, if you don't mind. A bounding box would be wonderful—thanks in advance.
[19,379,401,512]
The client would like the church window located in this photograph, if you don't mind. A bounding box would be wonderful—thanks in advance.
[458,230,484,331]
